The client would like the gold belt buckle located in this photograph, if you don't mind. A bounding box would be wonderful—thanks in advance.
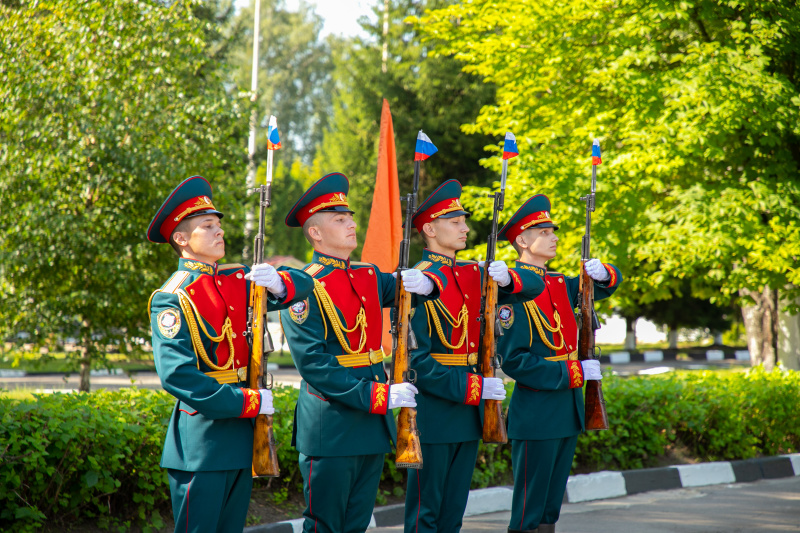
[369,348,384,365]
[237,367,248,382]
[467,352,478,366]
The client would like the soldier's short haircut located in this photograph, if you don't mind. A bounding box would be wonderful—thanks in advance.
[511,238,525,256]
[420,219,439,248]
[168,218,192,256]
[302,212,324,245]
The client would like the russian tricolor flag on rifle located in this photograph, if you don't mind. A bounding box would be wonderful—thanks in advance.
[502,132,518,160]
[267,115,282,150]
[414,131,438,161]
[592,139,601,165]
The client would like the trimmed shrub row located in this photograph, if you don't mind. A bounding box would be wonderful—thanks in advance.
[2,367,799,531]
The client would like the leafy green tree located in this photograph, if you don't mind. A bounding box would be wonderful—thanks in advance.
[0,0,248,390]
[317,0,498,258]
[419,0,800,367]
[229,0,335,165]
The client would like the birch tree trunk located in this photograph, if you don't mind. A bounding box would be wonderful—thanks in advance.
[624,316,637,351]
[740,286,779,371]
[778,292,800,371]
[667,327,678,349]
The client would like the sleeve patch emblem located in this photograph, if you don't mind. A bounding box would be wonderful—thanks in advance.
[290,299,309,324]
[157,308,181,338]
[498,305,514,329]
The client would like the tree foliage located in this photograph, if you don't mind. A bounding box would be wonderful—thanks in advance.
[317,0,498,257]
[0,0,248,387]
[229,0,335,164]
[418,0,800,311]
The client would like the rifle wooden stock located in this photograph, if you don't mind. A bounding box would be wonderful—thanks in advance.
[479,273,508,444]
[577,266,609,431]
[392,285,423,469]
[248,284,280,477]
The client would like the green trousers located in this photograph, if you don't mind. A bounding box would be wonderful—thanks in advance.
[167,468,252,533]
[404,440,480,533]
[508,436,578,531]
[298,452,384,533]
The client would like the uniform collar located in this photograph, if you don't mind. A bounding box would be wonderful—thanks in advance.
[179,258,216,276]
[516,260,546,276]
[312,250,350,270]
[422,248,454,267]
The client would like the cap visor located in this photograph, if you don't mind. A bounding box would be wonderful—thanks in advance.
[438,210,471,219]
[320,205,355,215]
[185,209,224,220]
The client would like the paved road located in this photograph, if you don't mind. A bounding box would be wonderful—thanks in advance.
[0,359,748,393]
[372,477,800,532]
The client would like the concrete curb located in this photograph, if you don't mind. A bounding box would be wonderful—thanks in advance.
[604,348,750,364]
[565,453,800,503]
[245,453,800,532]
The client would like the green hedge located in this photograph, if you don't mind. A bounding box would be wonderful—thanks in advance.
[0,388,174,533]
[574,367,800,471]
[2,367,799,531]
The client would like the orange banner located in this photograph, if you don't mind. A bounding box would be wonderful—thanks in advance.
[362,99,402,354]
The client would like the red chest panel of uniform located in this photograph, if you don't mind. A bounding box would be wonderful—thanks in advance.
[534,274,578,356]
[318,265,383,352]
[437,262,482,354]
[185,269,249,368]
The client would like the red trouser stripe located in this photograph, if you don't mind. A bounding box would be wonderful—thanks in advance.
[186,473,194,533]
[521,440,527,529]
[415,470,421,532]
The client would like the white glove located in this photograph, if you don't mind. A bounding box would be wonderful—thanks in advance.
[245,263,287,298]
[487,260,512,287]
[259,389,275,415]
[481,377,507,400]
[584,259,610,282]
[581,360,603,381]
[401,269,434,296]
[388,382,418,409]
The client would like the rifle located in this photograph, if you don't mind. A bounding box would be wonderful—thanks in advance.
[577,138,609,431]
[389,131,426,470]
[245,117,280,477]
[478,137,511,445]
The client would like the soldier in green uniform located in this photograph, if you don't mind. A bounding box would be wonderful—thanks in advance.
[279,172,445,533]
[403,180,545,533]
[496,194,622,533]
[147,176,315,533]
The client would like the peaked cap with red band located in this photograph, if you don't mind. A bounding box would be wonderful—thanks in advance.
[285,172,354,228]
[147,176,224,244]
[498,194,559,243]
[411,179,470,233]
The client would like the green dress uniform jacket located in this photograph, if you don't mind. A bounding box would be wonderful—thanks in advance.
[149,258,314,472]
[408,250,545,444]
[499,261,622,440]
[403,250,544,533]
[499,261,622,532]
[279,251,446,457]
